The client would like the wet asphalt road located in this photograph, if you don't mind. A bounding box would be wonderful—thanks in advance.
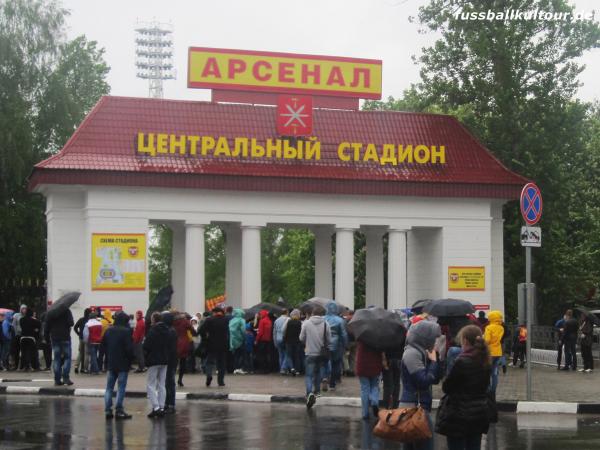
[1,396,600,449]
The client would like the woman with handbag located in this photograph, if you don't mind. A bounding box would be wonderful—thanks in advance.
[435,324,492,450]
[398,320,442,450]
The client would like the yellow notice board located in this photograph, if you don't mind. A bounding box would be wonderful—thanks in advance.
[448,266,485,291]
[91,233,146,291]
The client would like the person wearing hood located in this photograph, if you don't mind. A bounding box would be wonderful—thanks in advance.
[324,302,348,391]
[255,309,273,374]
[19,309,41,371]
[300,306,332,410]
[133,310,146,373]
[0,311,14,370]
[273,309,290,375]
[98,309,114,372]
[73,308,91,374]
[144,312,170,418]
[483,310,504,396]
[102,311,134,420]
[84,312,103,375]
[283,309,302,376]
[200,307,229,387]
[161,311,178,414]
[400,320,442,450]
[11,304,27,370]
[229,309,247,374]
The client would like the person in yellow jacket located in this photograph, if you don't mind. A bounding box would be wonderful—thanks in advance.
[98,309,114,372]
[484,310,505,396]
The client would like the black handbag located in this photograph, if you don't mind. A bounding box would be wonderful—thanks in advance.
[319,323,331,359]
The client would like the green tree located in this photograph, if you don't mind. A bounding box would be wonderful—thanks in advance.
[0,0,110,310]
[369,0,600,322]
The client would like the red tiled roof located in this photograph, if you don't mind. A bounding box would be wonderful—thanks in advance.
[29,96,527,198]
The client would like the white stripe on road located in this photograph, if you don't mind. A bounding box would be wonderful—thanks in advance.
[32,379,53,382]
[175,392,188,400]
[74,388,105,397]
[228,393,272,403]
[516,401,578,414]
[315,396,361,407]
[6,386,41,394]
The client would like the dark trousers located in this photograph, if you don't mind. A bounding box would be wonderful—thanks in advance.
[233,346,245,370]
[256,342,272,374]
[513,342,526,366]
[242,348,254,373]
[582,343,594,370]
[20,337,38,370]
[285,342,302,372]
[447,434,482,450]
[206,351,226,385]
[178,357,186,384]
[564,338,577,369]
[41,342,52,369]
[382,358,401,408]
[11,335,21,369]
[165,365,176,408]
[557,340,563,367]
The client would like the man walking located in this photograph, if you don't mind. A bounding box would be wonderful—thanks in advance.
[161,312,178,414]
[144,312,170,418]
[102,311,134,420]
[273,309,290,374]
[554,314,566,369]
[324,303,348,391]
[85,312,103,375]
[300,306,331,410]
[44,306,75,386]
[12,305,27,370]
[200,307,229,387]
[73,308,90,374]
[132,310,146,373]
[561,309,579,371]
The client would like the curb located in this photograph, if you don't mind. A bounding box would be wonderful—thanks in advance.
[0,386,565,413]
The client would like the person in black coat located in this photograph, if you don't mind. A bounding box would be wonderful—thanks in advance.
[161,311,178,414]
[73,308,91,374]
[44,308,74,386]
[143,312,171,418]
[19,310,41,371]
[435,324,492,450]
[199,307,229,387]
[101,311,134,419]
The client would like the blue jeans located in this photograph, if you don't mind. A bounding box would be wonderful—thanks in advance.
[304,355,327,396]
[51,340,71,383]
[89,344,100,374]
[276,341,289,372]
[104,370,129,413]
[447,434,482,450]
[564,338,577,369]
[490,356,500,395]
[359,376,379,418]
[329,350,343,388]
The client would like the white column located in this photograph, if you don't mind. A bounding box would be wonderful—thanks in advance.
[314,227,333,299]
[388,229,408,310]
[171,223,186,312]
[335,227,355,310]
[365,229,385,309]
[184,224,205,315]
[241,225,262,309]
[225,224,242,308]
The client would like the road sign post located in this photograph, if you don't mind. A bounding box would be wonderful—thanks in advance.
[520,182,542,401]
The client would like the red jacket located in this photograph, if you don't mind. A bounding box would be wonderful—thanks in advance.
[133,312,145,344]
[86,319,103,345]
[355,341,383,378]
[173,316,194,359]
[256,310,273,343]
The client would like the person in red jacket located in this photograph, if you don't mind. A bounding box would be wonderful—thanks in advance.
[255,310,273,374]
[84,312,103,375]
[356,340,385,420]
[133,310,146,373]
[173,313,194,387]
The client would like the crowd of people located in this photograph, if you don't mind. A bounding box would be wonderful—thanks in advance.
[2,300,598,448]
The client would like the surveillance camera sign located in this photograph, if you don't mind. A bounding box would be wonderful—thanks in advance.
[520,226,541,247]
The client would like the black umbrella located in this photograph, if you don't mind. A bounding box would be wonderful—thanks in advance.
[145,285,174,330]
[575,307,600,326]
[411,299,433,315]
[299,297,349,316]
[46,291,81,321]
[347,307,407,351]
[423,298,474,317]
[244,302,286,321]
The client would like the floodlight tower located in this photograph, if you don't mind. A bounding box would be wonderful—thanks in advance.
[135,21,175,98]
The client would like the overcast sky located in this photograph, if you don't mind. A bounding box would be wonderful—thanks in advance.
[62,0,599,103]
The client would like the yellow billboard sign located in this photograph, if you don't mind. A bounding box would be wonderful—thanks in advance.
[448,266,485,291]
[91,233,146,291]
[188,47,382,99]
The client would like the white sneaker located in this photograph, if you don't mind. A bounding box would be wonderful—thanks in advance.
[585,369,593,373]
[239,369,247,374]
[233,369,241,375]
[578,368,585,372]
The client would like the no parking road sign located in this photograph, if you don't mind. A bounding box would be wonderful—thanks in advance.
[520,182,543,225]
